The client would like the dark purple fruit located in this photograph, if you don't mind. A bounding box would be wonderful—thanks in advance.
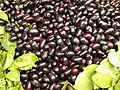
[41,82,48,89]
[31,80,40,88]
[29,29,39,36]
[25,81,32,90]
[92,44,100,49]
[21,73,28,80]
[29,73,38,80]
[71,67,79,75]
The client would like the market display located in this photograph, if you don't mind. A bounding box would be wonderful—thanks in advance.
[0,0,120,90]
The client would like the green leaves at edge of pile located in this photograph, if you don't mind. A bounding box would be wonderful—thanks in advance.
[0,10,9,23]
[74,64,98,90]
[0,10,39,90]
[0,10,9,43]
[92,58,117,89]
[9,52,38,71]
[62,41,120,90]
[0,50,39,90]
[1,32,17,51]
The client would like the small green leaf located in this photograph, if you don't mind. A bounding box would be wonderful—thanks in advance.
[108,49,120,67]
[19,4,23,8]
[0,26,5,35]
[0,10,9,22]
[95,58,118,78]
[84,64,98,78]
[3,47,16,70]
[118,41,120,51]
[62,81,75,90]
[0,50,6,71]
[5,70,20,81]
[10,52,38,70]
[92,72,113,88]
[0,78,6,90]
[74,64,98,90]
[74,72,93,90]
[1,32,16,51]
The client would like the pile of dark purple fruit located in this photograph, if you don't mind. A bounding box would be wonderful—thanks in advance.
[1,0,120,90]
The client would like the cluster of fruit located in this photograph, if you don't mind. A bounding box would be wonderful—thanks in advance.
[0,0,120,90]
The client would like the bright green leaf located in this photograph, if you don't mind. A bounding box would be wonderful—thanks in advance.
[112,72,120,86]
[5,70,20,82]
[74,72,93,90]
[19,83,24,90]
[19,4,23,8]
[0,37,3,42]
[93,84,100,89]
[0,78,6,90]
[95,58,118,78]
[92,72,113,88]
[8,87,18,90]
[6,79,13,88]
[62,81,75,90]
[0,26,5,35]
[118,41,120,51]
[0,10,9,22]
[108,49,120,67]
[84,64,98,78]
[113,82,120,90]
[1,32,16,51]
[0,72,5,79]
[10,52,38,70]
[108,87,114,90]
[3,47,16,70]
[74,64,98,90]
[0,50,6,71]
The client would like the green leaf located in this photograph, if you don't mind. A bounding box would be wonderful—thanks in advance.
[62,81,75,90]
[5,70,20,81]
[74,64,98,90]
[108,49,120,67]
[8,87,19,90]
[0,10,9,22]
[0,50,6,71]
[6,79,13,88]
[92,72,113,88]
[1,32,16,51]
[10,52,38,70]
[95,58,118,78]
[118,41,120,51]
[84,64,98,78]
[0,26,5,35]
[3,47,16,70]
[0,78,6,90]
[93,84,100,89]
[113,82,120,90]
[19,83,24,90]
[19,4,23,8]
[112,72,120,86]
[0,72,5,79]
[108,87,114,90]
[74,72,93,90]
